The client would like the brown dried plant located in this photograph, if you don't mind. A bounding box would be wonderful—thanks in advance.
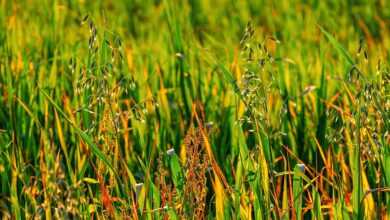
[180,125,210,219]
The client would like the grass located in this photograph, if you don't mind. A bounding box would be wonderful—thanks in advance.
[0,0,389,219]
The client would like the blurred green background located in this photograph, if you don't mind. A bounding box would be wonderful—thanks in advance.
[0,0,389,219]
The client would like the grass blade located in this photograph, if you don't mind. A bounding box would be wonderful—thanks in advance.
[40,89,117,175]
[318,25,355,66]
[293,164,304,219]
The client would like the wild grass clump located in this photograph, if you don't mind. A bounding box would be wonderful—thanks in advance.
[0,1,389,219]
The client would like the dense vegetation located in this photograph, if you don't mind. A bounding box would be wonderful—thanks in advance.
[0,0,389,219]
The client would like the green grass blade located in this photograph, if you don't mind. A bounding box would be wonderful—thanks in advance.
[293,164,304,219]
[312,188,323,220]
[168,153,184,195]
[318,25,355,66]
[40,89,117,176]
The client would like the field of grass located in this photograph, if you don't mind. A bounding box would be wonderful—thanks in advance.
[0,0,389,219]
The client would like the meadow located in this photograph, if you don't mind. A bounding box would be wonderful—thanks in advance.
[0,0,389,219]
